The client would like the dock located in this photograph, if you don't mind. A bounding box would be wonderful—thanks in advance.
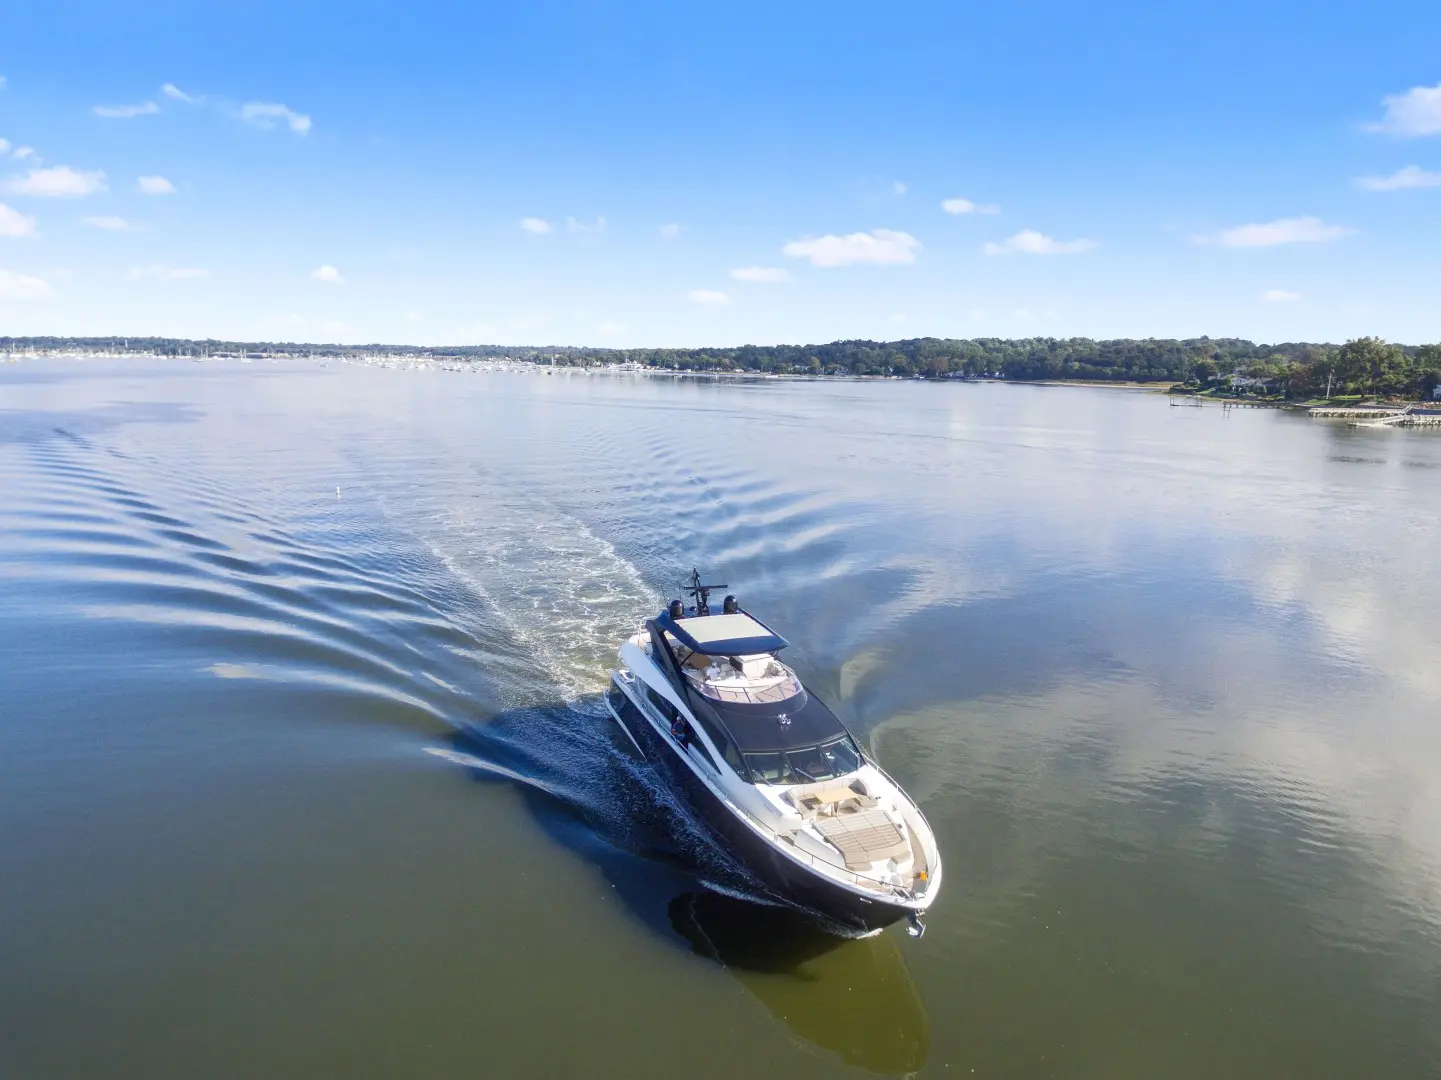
[1308,406,1441,427]
[1167,396,1282,408]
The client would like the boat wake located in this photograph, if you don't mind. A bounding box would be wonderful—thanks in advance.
[428,701,778,904]
[6,411,881,938]
[425,699,893,938]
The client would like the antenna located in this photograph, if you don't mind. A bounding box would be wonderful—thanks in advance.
[682,567,727,616]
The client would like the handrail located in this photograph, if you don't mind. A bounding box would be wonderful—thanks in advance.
[721,792,917,900]
[684,667,801,704]
[860,752,940,873]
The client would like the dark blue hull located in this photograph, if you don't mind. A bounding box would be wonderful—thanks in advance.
[606,685,912,934]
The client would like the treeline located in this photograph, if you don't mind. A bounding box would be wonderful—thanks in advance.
[508,337,1303,380]
[1201,337,1441,400]
[429,337,1402,382]
[5,334,1439,395]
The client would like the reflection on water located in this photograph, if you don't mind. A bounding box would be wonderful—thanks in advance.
[1,359,1439,1079]
[433,707,930,1075]
[670,891,929,1076]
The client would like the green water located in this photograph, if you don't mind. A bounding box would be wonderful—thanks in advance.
[1,359,1437,1078]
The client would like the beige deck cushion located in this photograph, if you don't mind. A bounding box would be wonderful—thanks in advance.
[813,807,910,870]
[786,780,859,809]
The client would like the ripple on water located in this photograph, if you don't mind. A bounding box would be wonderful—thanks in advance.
[7,435,501,734]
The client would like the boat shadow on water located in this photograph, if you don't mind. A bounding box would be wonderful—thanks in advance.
[433,701,931,1077]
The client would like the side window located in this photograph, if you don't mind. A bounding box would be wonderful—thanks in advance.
[720,739,746,775]
[693,712,745,777]
[687,737,718,772]
[649,686,720,772]
[646,686,677,722]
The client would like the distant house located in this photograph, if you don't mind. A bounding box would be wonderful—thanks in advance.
[1229,374,1272,392]
[1433,383,1441,400]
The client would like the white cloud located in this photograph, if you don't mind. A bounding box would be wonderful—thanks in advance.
[1356,165,1441,191]
[1367,83,1441,137]
[138,175,177,195]
[6,166,107,198]
[239,102,311,134]
[1194,216,1354,248]
[94,101,160,119]
[83,216,143,232]
[0,268,51,300]
[0,76,7,91]
[126,265,209,281]
[161,83,194,103]
[405,311,423,323]
[659,222,681,238]
[942,197,1000,215]
[0,203,36,237]
[1262,289,1301,302]
[983,229,1095,255]
[13,147,37,161]
[893,181,908,196]
[0,140,8,155]
[520,217,553,234]
[597,319,627,335]
[688,289,732,306]
[729,266,792,282]
[566,215,606,234]
[309,264,344,284]
[782,228,920,267]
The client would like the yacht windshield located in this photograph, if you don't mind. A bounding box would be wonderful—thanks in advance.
[743,736,862,785]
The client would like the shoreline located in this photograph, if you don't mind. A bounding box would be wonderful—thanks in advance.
[0,353,1184,391]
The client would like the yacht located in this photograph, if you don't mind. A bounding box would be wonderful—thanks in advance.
[605,571,942,936]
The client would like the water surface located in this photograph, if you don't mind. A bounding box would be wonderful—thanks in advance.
[2,359,1438,1078]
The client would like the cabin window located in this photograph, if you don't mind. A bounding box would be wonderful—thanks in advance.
[743,751,789,784]
[721,739,747,775]
[788,737,862,781]
[743,736,862,785]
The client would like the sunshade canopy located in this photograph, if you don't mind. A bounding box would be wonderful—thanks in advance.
[656,610,788,656]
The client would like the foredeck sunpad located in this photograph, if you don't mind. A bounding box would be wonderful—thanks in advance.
[813,808,910,870]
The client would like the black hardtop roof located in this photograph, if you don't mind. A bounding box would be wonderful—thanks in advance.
[693,690,852,753]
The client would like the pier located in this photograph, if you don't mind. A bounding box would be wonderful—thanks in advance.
[1308,406,1441,427]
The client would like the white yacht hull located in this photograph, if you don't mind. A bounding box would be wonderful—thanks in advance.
[605,670,940,934]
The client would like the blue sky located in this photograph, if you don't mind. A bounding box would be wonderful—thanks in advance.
[1,0,1439,347]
